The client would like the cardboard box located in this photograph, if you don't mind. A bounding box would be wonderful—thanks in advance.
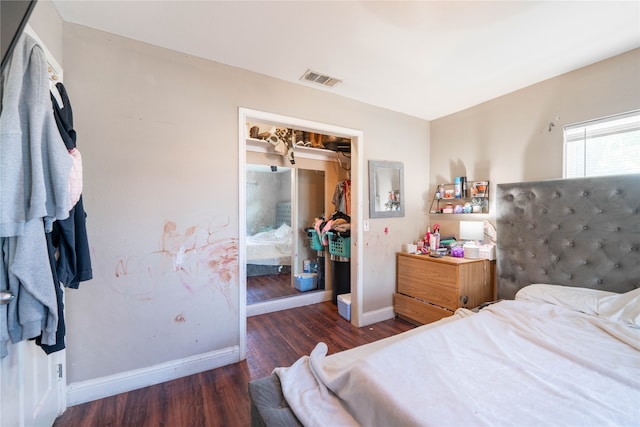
[294,273,317,292]
[337,293,351,321]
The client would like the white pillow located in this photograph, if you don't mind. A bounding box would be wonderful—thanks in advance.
[597,288,640,328]
[515,284,615,315]
[274,223,291,239]
[516,284,640,327]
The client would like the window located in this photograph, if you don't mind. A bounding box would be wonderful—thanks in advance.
[563,110,640,178]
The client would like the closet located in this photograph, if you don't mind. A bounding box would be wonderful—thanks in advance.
[244,122,351,312]
[239,110,355,318]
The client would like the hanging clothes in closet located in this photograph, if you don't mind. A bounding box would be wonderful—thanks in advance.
[332,179,351,216]
[0,32,89,357]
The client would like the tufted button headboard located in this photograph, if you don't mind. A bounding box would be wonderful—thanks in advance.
[496,174,640,300]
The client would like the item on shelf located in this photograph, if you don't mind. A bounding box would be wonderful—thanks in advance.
[472,181,488,197]
[444,188,454,199]
[443,202,454,213]
[454,176,467,198]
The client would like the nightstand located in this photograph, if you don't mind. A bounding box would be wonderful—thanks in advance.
[394,253,495,325]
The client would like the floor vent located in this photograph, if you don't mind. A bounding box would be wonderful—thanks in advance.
[300,69,342,87]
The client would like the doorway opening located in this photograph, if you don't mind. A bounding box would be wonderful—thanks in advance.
[238,108,363,358]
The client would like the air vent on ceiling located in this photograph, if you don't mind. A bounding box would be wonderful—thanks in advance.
[300,69,342,87]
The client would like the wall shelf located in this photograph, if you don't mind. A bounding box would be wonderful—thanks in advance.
[429,181,489,214]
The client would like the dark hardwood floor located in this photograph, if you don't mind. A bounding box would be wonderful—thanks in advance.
[53,302,414,427]
[246,272,301,304]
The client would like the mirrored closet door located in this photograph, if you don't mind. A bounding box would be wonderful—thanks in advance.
[245,155,342,306]
[245,164,296,304]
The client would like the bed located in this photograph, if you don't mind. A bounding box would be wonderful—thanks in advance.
[246,201,292,277]
[249,174,640,426]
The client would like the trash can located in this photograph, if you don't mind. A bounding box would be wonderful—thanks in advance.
[327,231,350,304]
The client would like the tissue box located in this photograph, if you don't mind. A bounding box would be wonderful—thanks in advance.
[479,244,496,260]
[337,293,351,321]
[294,273,317,292]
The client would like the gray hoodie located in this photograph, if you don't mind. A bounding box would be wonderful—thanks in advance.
[1,32,71,237]
[0,33,70,356]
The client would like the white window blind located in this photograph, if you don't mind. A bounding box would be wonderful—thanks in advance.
[564,110,640,178]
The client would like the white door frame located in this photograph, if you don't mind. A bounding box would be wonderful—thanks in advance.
[238,108,364,359]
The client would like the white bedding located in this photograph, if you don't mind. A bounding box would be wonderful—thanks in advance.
[246,223,292,266]
[275,285,640,426]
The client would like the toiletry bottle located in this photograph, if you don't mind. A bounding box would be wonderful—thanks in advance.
[425,227,431,249]
[455,177,461,198]
[430,225,440,253]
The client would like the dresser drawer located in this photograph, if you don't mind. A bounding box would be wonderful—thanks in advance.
[397,278,458,310]
[394,293,453,325]
[397,256,458,310]
[395,253,494,325]
[397,256,458,289]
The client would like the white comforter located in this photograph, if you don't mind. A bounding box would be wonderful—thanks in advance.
[275,286,640,426]
[246,224,292,266]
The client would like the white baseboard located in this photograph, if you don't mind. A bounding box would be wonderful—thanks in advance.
[247,290,332,316]
[360,305,395,326]
[66,345,240,406]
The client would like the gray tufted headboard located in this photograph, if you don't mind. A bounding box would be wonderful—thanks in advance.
[496,174,640,300]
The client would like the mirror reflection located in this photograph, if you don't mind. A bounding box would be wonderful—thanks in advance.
[245,164,326,304]
[369,160,404,218]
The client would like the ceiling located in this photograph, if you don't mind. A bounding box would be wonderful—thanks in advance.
[52,1,640,121]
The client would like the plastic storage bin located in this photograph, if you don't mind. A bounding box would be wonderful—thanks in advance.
[294,273,317,292]
[337,293,351,321]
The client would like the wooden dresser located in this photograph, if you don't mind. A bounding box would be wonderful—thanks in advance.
[394,253,495,325]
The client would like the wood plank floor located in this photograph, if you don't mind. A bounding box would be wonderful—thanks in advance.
[246,272,301,304]
[53,302,415,427]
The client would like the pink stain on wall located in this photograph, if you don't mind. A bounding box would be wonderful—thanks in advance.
[114,214,239,311]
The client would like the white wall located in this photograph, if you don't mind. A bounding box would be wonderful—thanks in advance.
[429,48,640,237]
[25,18,428,392]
